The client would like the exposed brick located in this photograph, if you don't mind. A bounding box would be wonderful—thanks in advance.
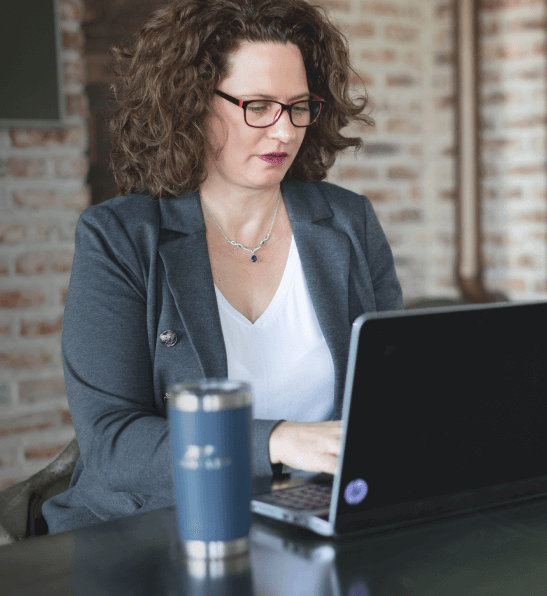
[386,74,416,87]
[59,0,84,21]
[481,71,500,84]
[385,25,419,43]
[520,211,546,222]
[482,0,543,10]
[19,378,66,404]
[509,279,525,291]
[361,2,399,16]
[0,350,53,370]
[440,190,456,201]
[435,51,455,65]
[347,23,375,37]
[0,412,57,438]
[506,115,546,128]
[515,255,539,267]
[363,143,399,156]
[20,316,63,337]
[0,324,11,338]
[0,258,8,276]
[517,68,543,80]
[61,29,85,51]
[61,409,73,426]
[321,0,350,10]
[13,186,90,210]
[442,147,456,157]
[386,120,421,134]
[388,166,419,180]
[390,209,422,223]
[408,144,422,158]
[338,166,377,180]
[507,164,545,176]
[61,288,69,305]
[0,289,46,309]
[24,443,66,461]
[480,21,500,36]
[15,251,74,275]
[505,188,522,199]
[365,190,401,202]
[66,92,89,117]
[8,158,46,178]
[481,163,498,178]
[482,138,519,152]
[64,61,86,85]
[436,96,455,110]
[53,155,89,178]
[349,72,374,87]
[408,186,421,201]
[485,234,507,245]
[435,3,452,18]
[509,17,547,31]
[360,49,395,62]
[483,92,510,105]
[0,446,18,469]
[10,126,87,148]
[0,223,50,243]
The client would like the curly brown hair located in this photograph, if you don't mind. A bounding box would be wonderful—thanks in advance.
[108,0,374,199]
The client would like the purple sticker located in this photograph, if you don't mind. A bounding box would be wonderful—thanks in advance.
[344,479,368,505]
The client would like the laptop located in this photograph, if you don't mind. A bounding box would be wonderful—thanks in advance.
[251,300,547,537]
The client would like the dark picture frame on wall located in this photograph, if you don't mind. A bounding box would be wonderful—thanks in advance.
[0,0,65,128]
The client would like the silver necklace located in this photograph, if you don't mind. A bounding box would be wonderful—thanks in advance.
[199,189,281,263]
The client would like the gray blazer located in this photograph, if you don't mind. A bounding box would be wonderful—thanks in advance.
[42,178,403,534]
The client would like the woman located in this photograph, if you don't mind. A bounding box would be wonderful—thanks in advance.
[41,0,403,535]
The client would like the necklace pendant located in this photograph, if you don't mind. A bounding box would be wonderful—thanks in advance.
[251,255,258,263]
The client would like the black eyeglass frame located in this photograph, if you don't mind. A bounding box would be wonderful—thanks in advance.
[214,89,326,128]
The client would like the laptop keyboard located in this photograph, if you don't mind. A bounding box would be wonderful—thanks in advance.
[262,483,332,511]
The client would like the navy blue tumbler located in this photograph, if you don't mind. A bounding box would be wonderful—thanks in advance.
[167,379,253,558]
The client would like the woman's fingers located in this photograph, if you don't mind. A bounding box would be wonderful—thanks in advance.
[269,420,343,474]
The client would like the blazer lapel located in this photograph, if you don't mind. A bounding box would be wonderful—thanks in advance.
[156,180,351,418]
[157,191,228,380]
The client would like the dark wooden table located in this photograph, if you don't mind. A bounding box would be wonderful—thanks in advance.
[2,486,547,595]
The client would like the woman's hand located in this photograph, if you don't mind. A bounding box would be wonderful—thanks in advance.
[268,420,342,475]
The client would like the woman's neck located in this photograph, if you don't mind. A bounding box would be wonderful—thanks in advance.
[198,184,282,246]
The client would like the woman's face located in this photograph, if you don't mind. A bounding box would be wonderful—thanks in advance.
[203,41,309,192]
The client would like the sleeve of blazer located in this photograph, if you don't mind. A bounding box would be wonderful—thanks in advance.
[62,205,177,498]
[63,205,283,503]
[362,195,404,311]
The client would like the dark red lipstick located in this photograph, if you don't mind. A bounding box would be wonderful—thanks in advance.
[259,152,288,165]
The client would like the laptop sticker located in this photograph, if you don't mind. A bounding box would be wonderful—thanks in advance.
[344,479,368,505]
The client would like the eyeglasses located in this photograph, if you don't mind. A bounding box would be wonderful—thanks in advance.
[214,90,326,128]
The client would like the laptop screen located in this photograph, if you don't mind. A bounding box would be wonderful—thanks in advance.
[334,301,547,533]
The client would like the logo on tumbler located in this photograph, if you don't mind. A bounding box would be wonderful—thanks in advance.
[178,444,233,470]
[344,479,368,505]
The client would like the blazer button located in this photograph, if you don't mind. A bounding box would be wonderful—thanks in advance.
[159,330,177,347]
[164,392,172,403]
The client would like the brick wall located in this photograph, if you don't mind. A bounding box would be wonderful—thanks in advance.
[323,0,547,303]
[0,0,88,518]
[0,0,546,543]
[479,0,547,298]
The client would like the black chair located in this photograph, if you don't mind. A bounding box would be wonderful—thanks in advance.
[0,436,80,542]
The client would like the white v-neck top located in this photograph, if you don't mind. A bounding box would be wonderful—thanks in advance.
[214,235,335,422]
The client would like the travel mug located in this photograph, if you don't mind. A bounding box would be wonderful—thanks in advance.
[166,379,253,558]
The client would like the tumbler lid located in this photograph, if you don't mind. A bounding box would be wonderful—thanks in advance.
[166,379,252,412]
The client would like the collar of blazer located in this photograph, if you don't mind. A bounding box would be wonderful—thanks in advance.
[156,178,351,410]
